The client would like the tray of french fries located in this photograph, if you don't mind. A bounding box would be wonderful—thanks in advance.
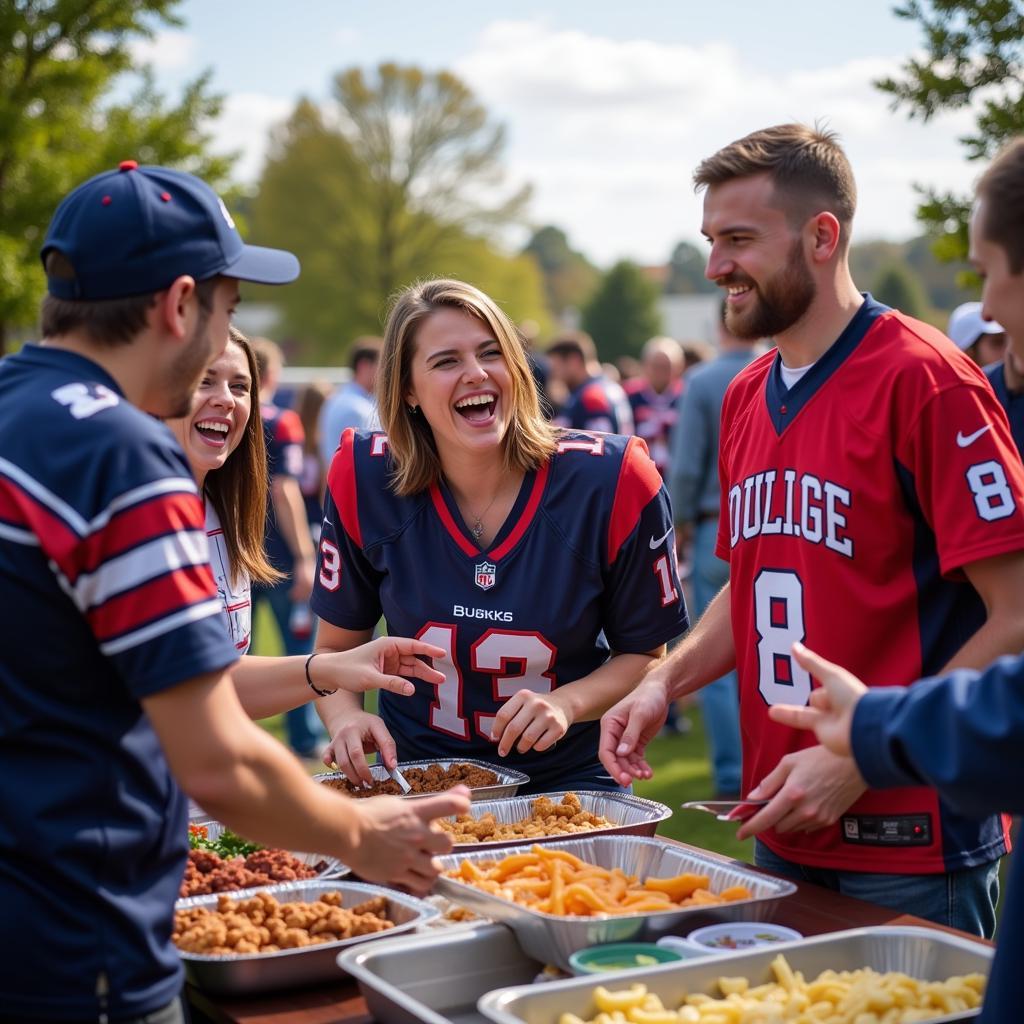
[437,791,673,850]
[478,925,993,1024]
[435,835,796,970]
[173,879,438,995]
[314,758,529,801]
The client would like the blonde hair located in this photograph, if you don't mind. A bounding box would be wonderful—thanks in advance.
[379,278,557,496]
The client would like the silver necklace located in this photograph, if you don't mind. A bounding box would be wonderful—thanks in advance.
[468,490,502,540]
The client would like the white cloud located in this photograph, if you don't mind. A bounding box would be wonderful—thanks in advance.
[208,92,294,183]
[129,30,197,72]
[455,21,982,264]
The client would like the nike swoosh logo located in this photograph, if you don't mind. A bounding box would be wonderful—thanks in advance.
[650,527,674,550]
[956,425,991,448]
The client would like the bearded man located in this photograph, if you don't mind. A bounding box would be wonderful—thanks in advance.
[600,123,1024,936]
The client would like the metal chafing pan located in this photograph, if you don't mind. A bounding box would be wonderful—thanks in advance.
[340,923,543,1024]
[314,758,530,801]
[436,835,796,970]
[442,791,672,851]
[189,819,349,882]
[175,879,437,995]
[479,925,994,1024]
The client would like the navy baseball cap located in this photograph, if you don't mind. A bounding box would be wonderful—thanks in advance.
[42,160,299,300]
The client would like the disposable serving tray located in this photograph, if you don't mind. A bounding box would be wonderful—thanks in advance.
[314,758,529,801]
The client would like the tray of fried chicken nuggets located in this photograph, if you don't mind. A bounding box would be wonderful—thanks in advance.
[436,836,796,970]
[435,791,672,850]
[173,880,437,994]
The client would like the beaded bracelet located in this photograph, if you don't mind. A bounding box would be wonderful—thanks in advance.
[304,652,337,697]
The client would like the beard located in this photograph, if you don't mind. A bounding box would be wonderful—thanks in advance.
[722,238,816,340]
[165,307,216,418]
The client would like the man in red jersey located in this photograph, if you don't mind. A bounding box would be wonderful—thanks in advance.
[600,124,1024,936]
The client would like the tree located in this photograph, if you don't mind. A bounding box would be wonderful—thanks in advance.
[0,1,231,353]
[877,0,1024,262]
[872,263,931,319]
[665,240,719,295]
[581,261,663,363]
[250,63,539,359]
[522,225,599,317]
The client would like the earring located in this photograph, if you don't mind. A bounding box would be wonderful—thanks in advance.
[407,404,419,414]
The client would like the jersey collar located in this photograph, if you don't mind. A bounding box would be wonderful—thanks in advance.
[765,293,889,436]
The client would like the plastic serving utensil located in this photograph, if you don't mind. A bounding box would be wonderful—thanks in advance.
[680,799,770,822]
[388,765,413,794]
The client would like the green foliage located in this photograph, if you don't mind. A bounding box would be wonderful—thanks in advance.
[665,240,719,295]
[871,262,932,319]
[581,261,663,363]
[877,0,1024,261]
[250,64,543,361]
[0,1,232,352]
[522,225,600,316]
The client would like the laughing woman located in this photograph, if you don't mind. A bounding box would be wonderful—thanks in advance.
[311,279,688,794]
[166,327,447,721]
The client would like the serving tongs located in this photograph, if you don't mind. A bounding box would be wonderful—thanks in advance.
[387,764,413,794]
[681,798,770,822]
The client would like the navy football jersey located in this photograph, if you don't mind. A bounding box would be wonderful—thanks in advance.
[0,345,238,1018]
[262,400,306,572]
[555,375,635,436]
[312,429,687,791]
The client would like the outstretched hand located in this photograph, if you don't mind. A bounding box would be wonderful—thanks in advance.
[598,678,670,787]
[767,642,868,757]
[314,636,447,698]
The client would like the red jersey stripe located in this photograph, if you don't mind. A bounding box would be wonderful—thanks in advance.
[607,436,662,564]
[430,483,478,556]
[0,476,83,572]
[329,428,363,549]
[491,462,550,562]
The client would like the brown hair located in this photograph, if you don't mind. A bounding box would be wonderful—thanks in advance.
[694,123,857,248]
[251,336,283,389]
[204,326,283,587]
[976,139,1024,274]
[296,380,332,457]
[379,278,558,496]
[40,252,219,346]
[349,336,383,373]
[546,330,597,363]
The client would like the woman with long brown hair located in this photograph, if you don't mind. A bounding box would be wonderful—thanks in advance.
[166,327,447,720]
[311,279,688,793]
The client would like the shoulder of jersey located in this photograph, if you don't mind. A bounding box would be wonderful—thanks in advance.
[580,379,614,413]
[275,407,304,443]
[328,428,422,548]
[549,430,641,491]
[868,308,991,388]
[722,347,776,402]
[623,378,648,399]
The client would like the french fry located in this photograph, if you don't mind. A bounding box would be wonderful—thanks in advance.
[642,872,709,901]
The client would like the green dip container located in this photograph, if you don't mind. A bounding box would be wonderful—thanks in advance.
[568,942,685,975]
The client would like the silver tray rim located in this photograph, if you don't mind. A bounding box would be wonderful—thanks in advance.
[174,878,438,963]
[477,925,994,1024]
[313,757,530,799]
[187,818,350,882]
[436,834,797,923]
[441,790,673,851]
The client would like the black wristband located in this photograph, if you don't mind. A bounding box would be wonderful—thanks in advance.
[304,653,337,697]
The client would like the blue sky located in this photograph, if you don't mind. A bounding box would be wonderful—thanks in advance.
[136,2,976,265]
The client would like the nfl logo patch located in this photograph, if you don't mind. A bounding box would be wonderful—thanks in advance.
[474,560,496,590]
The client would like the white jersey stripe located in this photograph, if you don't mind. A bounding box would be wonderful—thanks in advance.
[0,522,40,546]
[86,477,198,534]
[69,529,210,611]
[0,456,90,535]
[99,598,225,656]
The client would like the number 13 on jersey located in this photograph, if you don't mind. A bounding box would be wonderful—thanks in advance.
[754,569,811,706]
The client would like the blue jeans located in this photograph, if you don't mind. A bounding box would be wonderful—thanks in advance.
[251,578,324,756]
[755,840,1000,939]
[692,518,742,795]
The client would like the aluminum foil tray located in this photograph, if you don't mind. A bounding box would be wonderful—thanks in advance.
[175,879,437,995]
[479,926,994,1024]
[189,819,349,882]
[314,758,529,801]
[340,923,542,1024]
[443,791,672,851]
[436,835,796,970]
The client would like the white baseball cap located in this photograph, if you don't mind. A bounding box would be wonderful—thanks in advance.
[948,302,1004,351]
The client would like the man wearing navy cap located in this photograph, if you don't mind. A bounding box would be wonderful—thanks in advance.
[0,163,468,1023]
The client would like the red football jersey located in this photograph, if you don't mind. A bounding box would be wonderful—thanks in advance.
[717,296,1024,873]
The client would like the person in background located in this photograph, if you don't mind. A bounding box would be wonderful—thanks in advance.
[985,348,1024,456]
[948,300,1007,368]
[0,161,468,1024]
[251,337,321,758]
[602,123,1024,937]
[296,380,333,543]
[318,336,382,467]
[680,338,715,372]
[311,278,686,794]
[626,335,684,480]
[668,301,761,797]
[547,330,635,435]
